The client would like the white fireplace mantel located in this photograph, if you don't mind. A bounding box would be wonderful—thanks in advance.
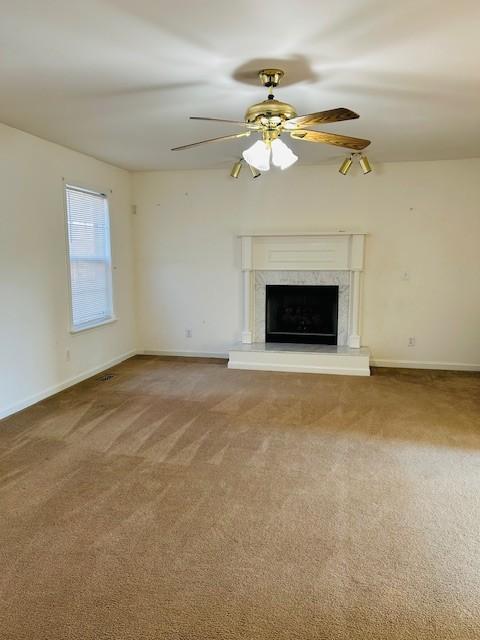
[239,232,366,349]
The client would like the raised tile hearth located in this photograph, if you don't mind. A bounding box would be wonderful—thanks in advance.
[228,343,371,376]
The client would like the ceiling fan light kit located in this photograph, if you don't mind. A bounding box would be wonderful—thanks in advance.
[230,159,243,178]
[229,159,262,180]
[249,164,261,179]
[271,138,298,169]
[172,68,372,177]
[243,139,271,171]
[339,155,354,175]
[339,152,373,175]
[359,155,372,174]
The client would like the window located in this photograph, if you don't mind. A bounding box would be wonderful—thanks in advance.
[65,184,114,331]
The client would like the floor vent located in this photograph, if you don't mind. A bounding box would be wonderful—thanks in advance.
[98,373,114,381]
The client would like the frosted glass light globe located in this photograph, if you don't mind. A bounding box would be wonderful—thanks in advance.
[271,138,298,170]
[242,140,271,171]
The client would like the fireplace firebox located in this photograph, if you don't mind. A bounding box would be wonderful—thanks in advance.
[265,285,339,345]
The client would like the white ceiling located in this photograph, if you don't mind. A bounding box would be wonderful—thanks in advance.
[1,0,479,170]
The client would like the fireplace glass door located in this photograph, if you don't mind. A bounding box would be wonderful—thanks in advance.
[265,285,339,345]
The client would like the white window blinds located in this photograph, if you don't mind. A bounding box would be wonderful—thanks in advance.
[65,185,114,330]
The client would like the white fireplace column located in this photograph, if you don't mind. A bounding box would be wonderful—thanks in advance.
[241,236,253,343]
[347,234,365,348]
[348,270,361,348]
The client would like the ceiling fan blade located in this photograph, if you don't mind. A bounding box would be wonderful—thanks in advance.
[285,108,360,129]
[190,117,252,127]
[171,131,251,151]
[290,129,370,150]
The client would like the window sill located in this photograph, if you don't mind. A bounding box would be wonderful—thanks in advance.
[70,316,117,334]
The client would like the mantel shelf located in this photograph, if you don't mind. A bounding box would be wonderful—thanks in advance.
[237,231,368,237]
[240,233,365,273]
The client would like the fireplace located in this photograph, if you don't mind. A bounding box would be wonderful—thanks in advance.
[229,233,370,375]
[265,285,339,345]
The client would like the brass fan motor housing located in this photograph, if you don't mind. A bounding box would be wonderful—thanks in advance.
[244,99,297,128]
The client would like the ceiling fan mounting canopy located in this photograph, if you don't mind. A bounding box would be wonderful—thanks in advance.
[258,68,284,88]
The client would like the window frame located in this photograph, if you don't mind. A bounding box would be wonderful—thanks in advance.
[63,180,116,334]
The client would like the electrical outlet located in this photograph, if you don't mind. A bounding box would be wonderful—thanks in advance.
[408,337,416,347]
[401,271,410,281]
[185,329,192,338]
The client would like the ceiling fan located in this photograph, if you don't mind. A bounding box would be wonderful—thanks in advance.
[171,68,371,172]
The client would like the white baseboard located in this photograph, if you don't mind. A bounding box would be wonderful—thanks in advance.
[0,349,137,421]
[370,358,480,372]
[142,349,229,359]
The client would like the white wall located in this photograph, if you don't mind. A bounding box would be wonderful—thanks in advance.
[0,123,137,418]
[133,159,480,369]
[1,128,479,421]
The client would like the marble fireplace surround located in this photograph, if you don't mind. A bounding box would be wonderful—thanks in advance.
[239,232,366,349]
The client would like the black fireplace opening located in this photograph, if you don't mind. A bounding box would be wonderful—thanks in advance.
[266,285,339,345]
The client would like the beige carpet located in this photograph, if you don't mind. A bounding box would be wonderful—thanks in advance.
[1,356,480,639]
